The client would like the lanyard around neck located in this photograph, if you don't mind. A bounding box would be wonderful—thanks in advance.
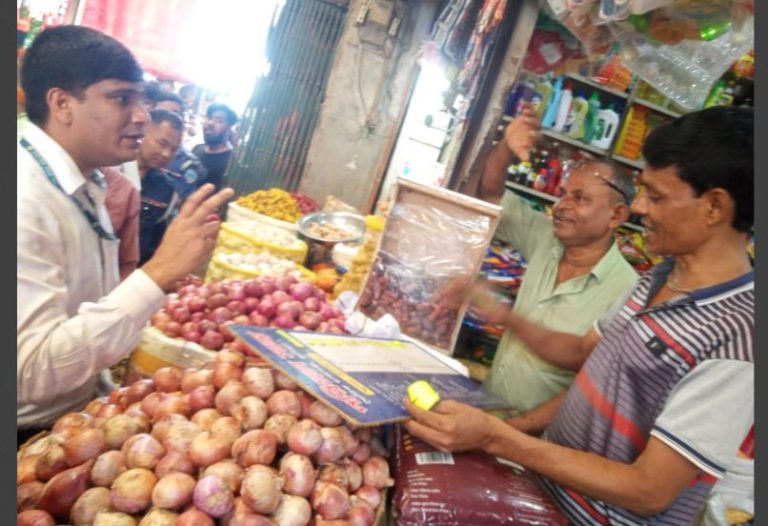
[21,138,117,241]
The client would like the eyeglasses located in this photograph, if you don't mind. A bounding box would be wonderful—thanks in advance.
[562,159,631,205]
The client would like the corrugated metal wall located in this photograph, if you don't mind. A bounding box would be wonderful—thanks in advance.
[226,0,347,196]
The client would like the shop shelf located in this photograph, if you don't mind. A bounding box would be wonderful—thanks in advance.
[612,154,646,170]
[541,129,608,156]
[506,181,558,203]
[632,98,681,118]
[566,73,630,99]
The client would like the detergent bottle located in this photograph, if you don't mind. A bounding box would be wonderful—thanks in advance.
[552,81,574,133]
[591,103,620,150]
[533,78,554,116]
[541,76,564,129]
[582,91,602,144]
[565,90,589,139]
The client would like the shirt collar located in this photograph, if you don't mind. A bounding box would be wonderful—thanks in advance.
[550,238,626,284]
[22,122,89,197]
[649,257,754,306]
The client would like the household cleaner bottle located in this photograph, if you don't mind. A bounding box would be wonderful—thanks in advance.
[552,81,574,133]
[533,78,553,116]
[541,76,564,129]
[582,91,602,144]
[591,103,620,150]
[565,90,589,139]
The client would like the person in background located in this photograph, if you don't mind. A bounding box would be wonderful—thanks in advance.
[473,104,638,432]
[405,106,753,526]
[101,166,141,280]
[146,88,208,199]
[136,109,185,264]
[18,26,233,441]
[193,102,238,192]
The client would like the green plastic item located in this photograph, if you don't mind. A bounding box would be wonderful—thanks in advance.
[582,92,602,144]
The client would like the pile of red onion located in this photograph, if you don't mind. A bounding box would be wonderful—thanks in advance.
[17,357,392,526]
[151,276,348,351]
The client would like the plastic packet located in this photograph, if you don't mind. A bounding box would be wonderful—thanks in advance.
[609,3,753,109]
[356,178,501,354]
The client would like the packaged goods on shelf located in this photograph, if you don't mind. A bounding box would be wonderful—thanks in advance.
[356,179,501,354]
[393,428,569,525]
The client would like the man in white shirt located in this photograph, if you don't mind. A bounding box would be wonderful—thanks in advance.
[17,26,234,438]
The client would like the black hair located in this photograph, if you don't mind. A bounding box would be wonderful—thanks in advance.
[21,25,144,126]
[206,103,238,126]
[149,108,184,133]
[642,106,753,233]
[153,90,185,110]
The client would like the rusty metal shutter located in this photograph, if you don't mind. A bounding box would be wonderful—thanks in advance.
[226,0,347,196]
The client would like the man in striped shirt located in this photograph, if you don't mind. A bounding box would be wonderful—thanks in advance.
[404,106,753,525]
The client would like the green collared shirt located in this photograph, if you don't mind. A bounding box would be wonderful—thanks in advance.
[484,191,638,415]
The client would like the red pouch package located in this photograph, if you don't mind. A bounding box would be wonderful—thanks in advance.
[393,427,569,525]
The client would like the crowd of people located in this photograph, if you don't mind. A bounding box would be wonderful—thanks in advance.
[16,24,753,526]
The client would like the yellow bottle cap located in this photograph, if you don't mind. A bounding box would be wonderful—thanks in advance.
[407,380,441,411]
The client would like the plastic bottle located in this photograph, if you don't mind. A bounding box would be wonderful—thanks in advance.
[541,77,564,129]
[504,83,524,115]
[552,81,574,133]
[591,104,620,150]
[565,90,589,139]
[704,80,725,108]
[533,79,554,115]
[513,81,536,116]
[582,92,602,144]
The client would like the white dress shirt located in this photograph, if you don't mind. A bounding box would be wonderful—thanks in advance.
[17,123,166,429]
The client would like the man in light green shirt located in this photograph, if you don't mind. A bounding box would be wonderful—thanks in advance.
[475,104,638,429]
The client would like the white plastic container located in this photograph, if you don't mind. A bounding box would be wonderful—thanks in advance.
[552,81,574,133]
[590,106,620,150]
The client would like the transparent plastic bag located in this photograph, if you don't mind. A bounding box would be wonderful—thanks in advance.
[609,2,753,109]
[356,179,501,354]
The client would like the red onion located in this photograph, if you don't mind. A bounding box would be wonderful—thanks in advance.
[231,430,279,467]
[71,486,111,526]
[334,426,359,457]
[154,450,195,479]
[35,444,67,481]
[201,331,225,351]
[244,296,261,313]
[140,392,165,419]
[221,498,274,526]
[240,465,283,514]
[207,293,228,310]
[210,416,242,446]
[152,367,183,393]
[266,391,301,418]
[272,494,312,526]
[123,434,165,470]
[314,428,346,465]
[182,369,214,393]
[351,443,371,465]
[213,363,243,390]
[243,279,263,298]
[296,391,315,419]
[279,453,316,497]
[151,414,188,443]
[248,312,270,327]
[361,456,393,488]
[318,464,349,489]
[84,398,107,417]
[101,414,144,450]
[276,301,302,321]
[38,460,93,519]
[215,382,247,416]
[342,458,363,492]
[138,508,179,525]
[209,307,234,325]
[354,428,372,443]
[259,278,276,295]
[17,454,41,485]
[193,475,234,518]
[227,300,248,317]
[151,471,196,509]
[308,401,343,427]
[347,496,376,526]
[274,371,300,391]
[199,320,218,334]
[187,384,216,412]
[231,396,268,431]
[289,282,315,302]
[125,379,155,404]
[298,311,322,330]
[16,510,55,526]
[162,419,202,454]
[191,408,223,430]
[153,393,192,422]
[287,419,324,456]
[17,481,44,511]
[303,297,321,313]
[63,426,105,467]
[311,480,350,520]
[176,508,216,526]
[52,412,94,439]
[111,468,156,514]
[92,511,138,526]
[216,349,245,367]
[241,367,275,399]
[273,315,297,329]
[123,403,151,424]
[202,460,244,493]
[354,485,381,509]
[91,450,127,487]
[164,321,182,338]
[264,413,298,444]
[256,299,276,318]
[187,296,208,313]
[172,305,192,324]
[188,431,231,467]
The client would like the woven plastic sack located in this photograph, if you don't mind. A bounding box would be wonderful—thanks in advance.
[215,222,307,264]
[226,202,298,233]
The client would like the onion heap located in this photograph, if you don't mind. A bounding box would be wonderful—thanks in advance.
[151,277,348,351]
[17,360,391,526]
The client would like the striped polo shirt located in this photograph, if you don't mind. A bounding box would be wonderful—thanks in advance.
[540,260,754,526]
